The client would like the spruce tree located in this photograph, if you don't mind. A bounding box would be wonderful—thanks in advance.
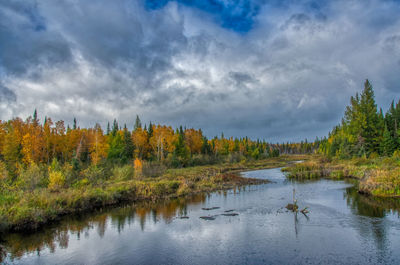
[148,121,153,138]
[122,126,134,161]
[358,79,381,154]
[106,122,110,135]
[382,124,395,156]
[112,119,118,136]
[134,115,142,131]
[33,109,39,126]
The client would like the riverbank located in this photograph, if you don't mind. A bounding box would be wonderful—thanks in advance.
[0,155,306,233]
[283,156,400,197]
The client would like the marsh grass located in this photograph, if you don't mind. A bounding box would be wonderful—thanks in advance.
[0,155,306,232]
[284,156,400,197]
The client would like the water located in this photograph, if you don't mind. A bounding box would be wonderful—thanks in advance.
[2,167,400,264]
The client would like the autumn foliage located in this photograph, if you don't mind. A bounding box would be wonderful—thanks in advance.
[0,112,318,191]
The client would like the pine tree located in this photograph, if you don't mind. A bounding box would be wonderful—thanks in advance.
[73,118,77,130]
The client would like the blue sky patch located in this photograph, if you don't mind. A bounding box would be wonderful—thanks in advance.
[145,0,262,32]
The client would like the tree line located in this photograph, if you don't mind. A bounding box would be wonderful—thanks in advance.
[0,112,318,179]
[319,79,400,158]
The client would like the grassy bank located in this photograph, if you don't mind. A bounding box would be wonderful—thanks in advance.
[0,155,305,233]
[283,156,400,197]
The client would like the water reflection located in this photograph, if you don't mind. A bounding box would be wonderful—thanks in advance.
[2,193,208,263]
[2,169,400,264]
[345,186,400,218]
[344,186,400,264]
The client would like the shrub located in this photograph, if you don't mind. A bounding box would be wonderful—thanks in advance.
[0,161,8,181]
[227,153,243,163]
[112,165,134,180]
[48,171,66,191]
[142,161,166,178]
[81,165,108,184]
[62,163,77,187]
[73,178,89,188]
[284,161,323,179]
[369,152,379,159]
[17,162,45,190]
[152,180,180,196]
[393,150,400,159]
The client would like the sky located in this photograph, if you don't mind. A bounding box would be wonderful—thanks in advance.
[0,0,400,142]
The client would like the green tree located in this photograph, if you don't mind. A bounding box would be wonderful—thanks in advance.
[107,132,125,163]
[122,125,134,161]
[134,115,142,131]
[382,124,395,156]
[358,80,381,154]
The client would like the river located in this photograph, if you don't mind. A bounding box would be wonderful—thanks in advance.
[2,167,400,264]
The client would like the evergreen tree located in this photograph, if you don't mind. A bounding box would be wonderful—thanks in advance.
[358,79,381,154]
[172,131,189,167]
[112,119,118,136]
[33,109,38,124]
[134,115,142,131]
[122,126,134,161]
[73,118,77,130]
[382,124,395,156]
[201,136,211,154]
[106,122,110,135]
[148,121,153,138]
[107,132,125,162]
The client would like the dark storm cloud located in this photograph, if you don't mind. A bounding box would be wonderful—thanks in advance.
[0,84,16,102]
[0,1,72,75]
[0,0,400,141]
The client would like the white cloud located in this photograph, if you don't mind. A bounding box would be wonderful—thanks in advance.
[0,0,400,141]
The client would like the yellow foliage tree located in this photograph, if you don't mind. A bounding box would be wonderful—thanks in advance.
[48,170,65,190]
[134,158,143,177]
[89,125,109,166]
[149,125,176,161]
[132,128,149,159]
[184,128,203,155]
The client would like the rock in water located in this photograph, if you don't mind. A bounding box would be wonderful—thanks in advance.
[200,216,216,220]
[221,213,239,216]
[202,207,220,211]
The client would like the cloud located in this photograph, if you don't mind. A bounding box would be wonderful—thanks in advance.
[0,83,16,102]
[0,0,400,141]
[145,0,263,32]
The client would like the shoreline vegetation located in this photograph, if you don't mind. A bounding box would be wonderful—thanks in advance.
[0,155,306,233]
[285,79,400,198]
[283,155,400,197]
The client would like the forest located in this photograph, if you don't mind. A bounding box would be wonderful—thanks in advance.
[285,79,400,197]
[0,107,313,232]
[319,79,400,158]
[0,110,317,191]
